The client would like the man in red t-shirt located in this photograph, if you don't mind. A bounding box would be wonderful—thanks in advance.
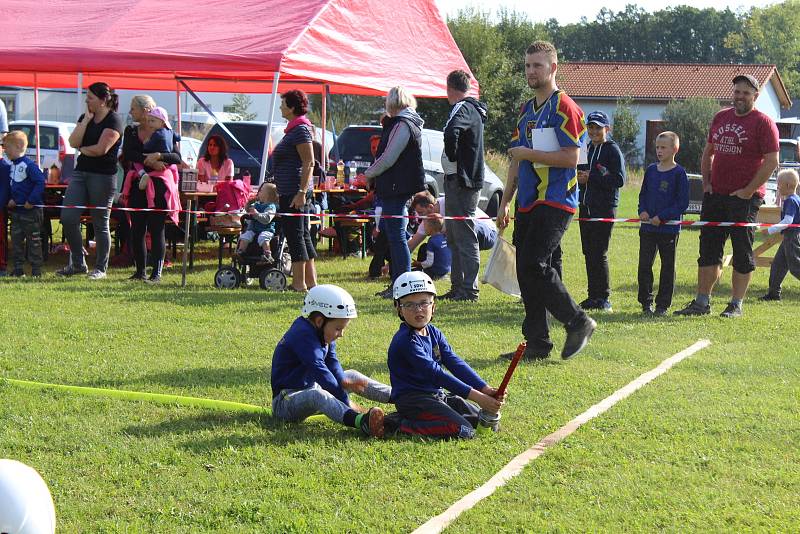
[675,75,779,318]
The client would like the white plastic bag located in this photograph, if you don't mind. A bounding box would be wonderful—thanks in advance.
[481,232,520,298]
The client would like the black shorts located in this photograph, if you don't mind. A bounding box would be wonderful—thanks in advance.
[698,193,763,274]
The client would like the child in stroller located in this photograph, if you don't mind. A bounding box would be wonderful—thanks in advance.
[213,183,292,290]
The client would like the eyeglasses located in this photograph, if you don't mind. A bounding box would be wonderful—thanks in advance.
[398,301,433,311]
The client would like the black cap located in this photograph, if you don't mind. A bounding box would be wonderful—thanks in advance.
[733,74,759,91]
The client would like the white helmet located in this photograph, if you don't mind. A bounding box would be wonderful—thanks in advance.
[302,285,358,319]
[393,271,437,300]
[0,459,56,534]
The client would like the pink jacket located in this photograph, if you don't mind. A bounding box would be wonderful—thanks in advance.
[121,164,182,225]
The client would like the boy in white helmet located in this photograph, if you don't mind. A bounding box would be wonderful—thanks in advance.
[384,272,505,438]
[271,284,390,437]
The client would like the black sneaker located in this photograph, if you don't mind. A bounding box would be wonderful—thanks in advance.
[719,302,743,318]
[438,290,460,300]
[673,300,711,316]
[501,344,550,361]
[451,294,478,302]
[31,270,42,278]
[642,304,654,316]
[579,298,596,309]
[653,307,668,317]
[55,264,88,277]
[128,272,146,281]
[562,316,597,360]
[375,287,393,299]
[759,292,781,302]
[10,268,24,277]
[359,407,385,438]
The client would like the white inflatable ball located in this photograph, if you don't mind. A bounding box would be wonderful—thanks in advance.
[0,459,56,534]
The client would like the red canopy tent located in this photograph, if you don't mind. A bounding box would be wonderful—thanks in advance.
[2,0,476,286]
[1,0,477,97]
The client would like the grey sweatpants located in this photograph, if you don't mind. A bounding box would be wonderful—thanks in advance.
[768,229,800,295]
[60,170,117,272]
[271,369,391,424]
[444,175,481,298]
[10,208,43,271]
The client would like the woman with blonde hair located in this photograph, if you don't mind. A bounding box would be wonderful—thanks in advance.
[365,86,426,298]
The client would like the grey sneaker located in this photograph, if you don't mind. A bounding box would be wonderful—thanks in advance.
[720,302,743,318]
[562,316,597,360]
[56,264,88,277]
[87,269,107,280]
[673,300,711,316]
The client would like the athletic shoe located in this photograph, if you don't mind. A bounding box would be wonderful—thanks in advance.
[145,276,161,285]
[450,294,478,302]
[87,269,107,280]
[375,287,393,299]
[653,307,668,317]
[359,407,385,438]
[55,264,88,277]
[581,298,612,311]
[578,298,596,309]
[31,270,42,278]
[10,268,24,277]
[642,304,654,316]
[500,344,550,361]
[759,292,781,302]
[128,272,146,281]
[562,316,597,360]
[719,302,743,318]
[438,290,460,300]
[673,300,711,316]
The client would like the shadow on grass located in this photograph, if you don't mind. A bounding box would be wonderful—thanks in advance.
[120,411,367,449]
[81,365,272,390]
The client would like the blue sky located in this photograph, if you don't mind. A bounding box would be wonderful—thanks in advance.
[433,0,777,25]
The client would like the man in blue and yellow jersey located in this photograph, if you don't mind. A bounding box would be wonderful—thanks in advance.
[498,41,596,361]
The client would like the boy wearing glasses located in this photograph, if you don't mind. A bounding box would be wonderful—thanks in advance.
[385,271,504,439]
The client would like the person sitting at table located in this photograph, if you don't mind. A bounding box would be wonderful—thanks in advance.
[119,94,183,284]
[197,135,233,190]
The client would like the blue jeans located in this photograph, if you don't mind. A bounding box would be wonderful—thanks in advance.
[61,170,117,272]
[380,195,411,282]
[271,370,391,424]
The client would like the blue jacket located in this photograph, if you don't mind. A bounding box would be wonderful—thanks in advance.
[8,156,45,211]
[578,139,625,216]
[0,158,10,209]
[387,322,486,402]
[638,163,689,234]
[270,317,349,404]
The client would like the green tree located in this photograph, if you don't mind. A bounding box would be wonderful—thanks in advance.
[612,96,641,167]
[227,93,257,121]
[661,97,721,173]
[727,1,800,97]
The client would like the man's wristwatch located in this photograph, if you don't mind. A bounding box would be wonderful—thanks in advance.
[297,189,305,195]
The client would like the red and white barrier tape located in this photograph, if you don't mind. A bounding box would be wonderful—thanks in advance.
[29,204,800,229]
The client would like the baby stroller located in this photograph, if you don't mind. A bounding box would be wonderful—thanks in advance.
[213,216,292,290]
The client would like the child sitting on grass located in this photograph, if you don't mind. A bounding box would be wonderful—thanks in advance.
[271,285,390,437]
[384,271,504,439]
[4,130,45,278]
[411,213,451,280]
[760,169,800,301]
[236,182,278,263]
[637,131,689,315]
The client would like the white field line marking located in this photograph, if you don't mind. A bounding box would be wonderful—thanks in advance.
[413,339,712,534]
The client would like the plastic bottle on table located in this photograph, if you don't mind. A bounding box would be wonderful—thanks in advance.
[336,160,345,188]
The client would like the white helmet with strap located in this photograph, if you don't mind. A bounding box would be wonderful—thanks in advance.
[0,459,56,534]
[393,271,437,300]
[302,284,358,319]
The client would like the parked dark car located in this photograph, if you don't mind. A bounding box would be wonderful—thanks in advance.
[329,125,504,216]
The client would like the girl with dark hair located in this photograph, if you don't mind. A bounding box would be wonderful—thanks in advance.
[271,89,317,292]
[197,134,233,186]
[58,82,124,279]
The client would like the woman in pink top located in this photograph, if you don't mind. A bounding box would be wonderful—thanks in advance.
[197,135,234,185]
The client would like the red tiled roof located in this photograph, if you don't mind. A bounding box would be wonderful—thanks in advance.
[557,62,791,106]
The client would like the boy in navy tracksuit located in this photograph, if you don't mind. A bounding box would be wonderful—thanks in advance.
[4,131,45,277]
[0,135,10,276]
[638,131,689,315]
[760,169,800,301]
[385,271,504,439]
[271,285,390,437]
[577,111,626,311]
[412,214,451,280]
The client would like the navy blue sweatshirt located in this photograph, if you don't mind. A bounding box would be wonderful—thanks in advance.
[578,139,625,216]
[387,322,486,402]
[0,159,10,208]
[271,317,349,404]
[638,163,689,234]
[8,156,45,210]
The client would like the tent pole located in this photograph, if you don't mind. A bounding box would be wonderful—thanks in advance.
[33,74,40,167]
[76,72,82,119]
[175,81,182,137]
[260,74,280,185]
[322,84,329,172]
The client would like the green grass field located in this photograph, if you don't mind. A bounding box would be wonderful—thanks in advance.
[1,186,799,532]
